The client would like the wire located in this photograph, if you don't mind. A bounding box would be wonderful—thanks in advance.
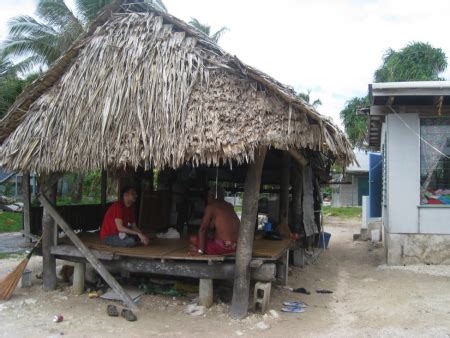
[388,106,450,160]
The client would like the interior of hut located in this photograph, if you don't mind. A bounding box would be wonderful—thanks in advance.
[28,148,332,256]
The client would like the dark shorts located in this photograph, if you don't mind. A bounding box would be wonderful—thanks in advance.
[102,235,137,247]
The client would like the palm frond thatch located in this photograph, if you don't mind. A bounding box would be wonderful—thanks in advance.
[0,3,355,173]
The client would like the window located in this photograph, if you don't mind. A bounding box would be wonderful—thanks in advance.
[420,118,450,205]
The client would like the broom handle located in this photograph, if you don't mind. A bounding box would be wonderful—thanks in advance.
[26,236,43,260]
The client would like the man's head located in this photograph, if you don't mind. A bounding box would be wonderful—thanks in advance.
[208,186,225,203]
[121,186,137,206]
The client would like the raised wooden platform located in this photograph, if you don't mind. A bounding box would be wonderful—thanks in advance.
[55,233,291,262]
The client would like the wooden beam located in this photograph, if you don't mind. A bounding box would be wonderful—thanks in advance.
[278,152,290,225]
[288,149,308,167]
[22,171,31,242]
[291,164,303,234]
[42,176,58,291]
[38,194,138,311]
[100,170,107,211]
[231,147,267,319]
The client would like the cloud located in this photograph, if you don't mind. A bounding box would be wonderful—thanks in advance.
[2,0,450,130]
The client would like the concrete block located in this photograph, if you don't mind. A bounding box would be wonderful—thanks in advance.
[199,279,213,308]
[72,262,85,295]
[253,282,271,314]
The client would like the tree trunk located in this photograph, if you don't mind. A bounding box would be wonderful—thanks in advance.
[42,175,58,291]
[22,172,31,241]
[231,147,267,319]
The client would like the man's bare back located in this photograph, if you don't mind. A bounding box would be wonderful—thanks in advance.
[205,200,240,242]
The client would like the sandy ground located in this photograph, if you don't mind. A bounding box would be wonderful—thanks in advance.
[2,217,450,337]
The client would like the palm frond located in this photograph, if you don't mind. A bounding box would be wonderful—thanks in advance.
[211,26,228,43]
[7,15,57,38]
[37,0,84,33]
[75,0,115,22]
[145,0,168,12]
[189,18,211,36]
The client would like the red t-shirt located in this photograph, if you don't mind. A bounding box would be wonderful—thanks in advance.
[100,202,135,240]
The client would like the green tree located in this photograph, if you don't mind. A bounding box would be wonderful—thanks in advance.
[339,96,370,148]
[3,0,167,72]
[0,53,38,118]
[189,18,228,43]
[341,42,448,149]
[297,89,322,109]
[374,42,447,82]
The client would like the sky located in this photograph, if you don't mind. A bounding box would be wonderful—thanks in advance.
[1,0,450,128]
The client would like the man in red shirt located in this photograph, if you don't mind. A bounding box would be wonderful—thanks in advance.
[100,187,149,247]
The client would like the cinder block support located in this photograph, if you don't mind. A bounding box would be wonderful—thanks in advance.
[199,279,213,308]
[72,262,86,296]
[252,282,271,314]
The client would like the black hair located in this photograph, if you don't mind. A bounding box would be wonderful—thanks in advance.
[120,186,136,200]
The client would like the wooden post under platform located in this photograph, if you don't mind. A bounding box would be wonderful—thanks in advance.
[230,147,267,319]
[42,176,58,291]
[22,171,31,242]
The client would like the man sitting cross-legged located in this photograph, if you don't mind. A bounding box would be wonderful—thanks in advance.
[190,187,240,256]
[100,186,149,247]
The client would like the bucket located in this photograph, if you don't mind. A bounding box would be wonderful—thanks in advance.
[318,232,331,249]
[21,268,32,288]
[263,222,272,232]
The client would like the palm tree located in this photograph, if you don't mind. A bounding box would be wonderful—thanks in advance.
[189,18,228,43]
[297,90,322,109]
[3,0,167,73]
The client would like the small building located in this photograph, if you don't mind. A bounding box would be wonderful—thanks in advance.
[369,81,450,265]
[0,169,38,198]
[331,149,369,207]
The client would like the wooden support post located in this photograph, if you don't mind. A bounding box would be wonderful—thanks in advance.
[100,170,107,211]
[38,194,138,311]
[276,250,289,286]
[279,152,290,225]
[42,177,58,291]
[231,147,267,319]
[291,165,303,234]
[199,279,213,308]
[22,171,31,242]
[72,262,86,295]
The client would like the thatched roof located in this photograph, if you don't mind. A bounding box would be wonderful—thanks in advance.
[0,1,354,173]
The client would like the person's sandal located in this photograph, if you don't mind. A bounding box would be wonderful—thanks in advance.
[107,305,119,317]
[121,308,137,321]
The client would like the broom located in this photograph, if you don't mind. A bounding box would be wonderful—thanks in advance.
[0,236,42,300]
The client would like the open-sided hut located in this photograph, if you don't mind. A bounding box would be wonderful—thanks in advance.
[0,1,354,317]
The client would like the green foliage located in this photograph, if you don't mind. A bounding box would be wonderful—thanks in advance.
[374,42,447,82]
[340,96,369,148]
[0,211,22,232]
[322,206,362,219]
[297,89,322,109]
[189,18,228,43]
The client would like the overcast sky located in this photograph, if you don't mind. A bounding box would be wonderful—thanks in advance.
[2,0,450,128]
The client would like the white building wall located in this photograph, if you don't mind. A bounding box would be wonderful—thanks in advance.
[386,113,421,233]
[386,113,450,235]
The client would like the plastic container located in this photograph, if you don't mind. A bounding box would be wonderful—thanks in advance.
[21,268,32,288]
[263,222,272,232]
[318,232,331,249]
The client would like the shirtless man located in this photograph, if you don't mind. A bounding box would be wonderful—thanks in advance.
[190,187,240,255]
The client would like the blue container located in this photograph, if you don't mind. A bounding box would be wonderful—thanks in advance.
[319,232,331,249]
[264,222,272,232]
